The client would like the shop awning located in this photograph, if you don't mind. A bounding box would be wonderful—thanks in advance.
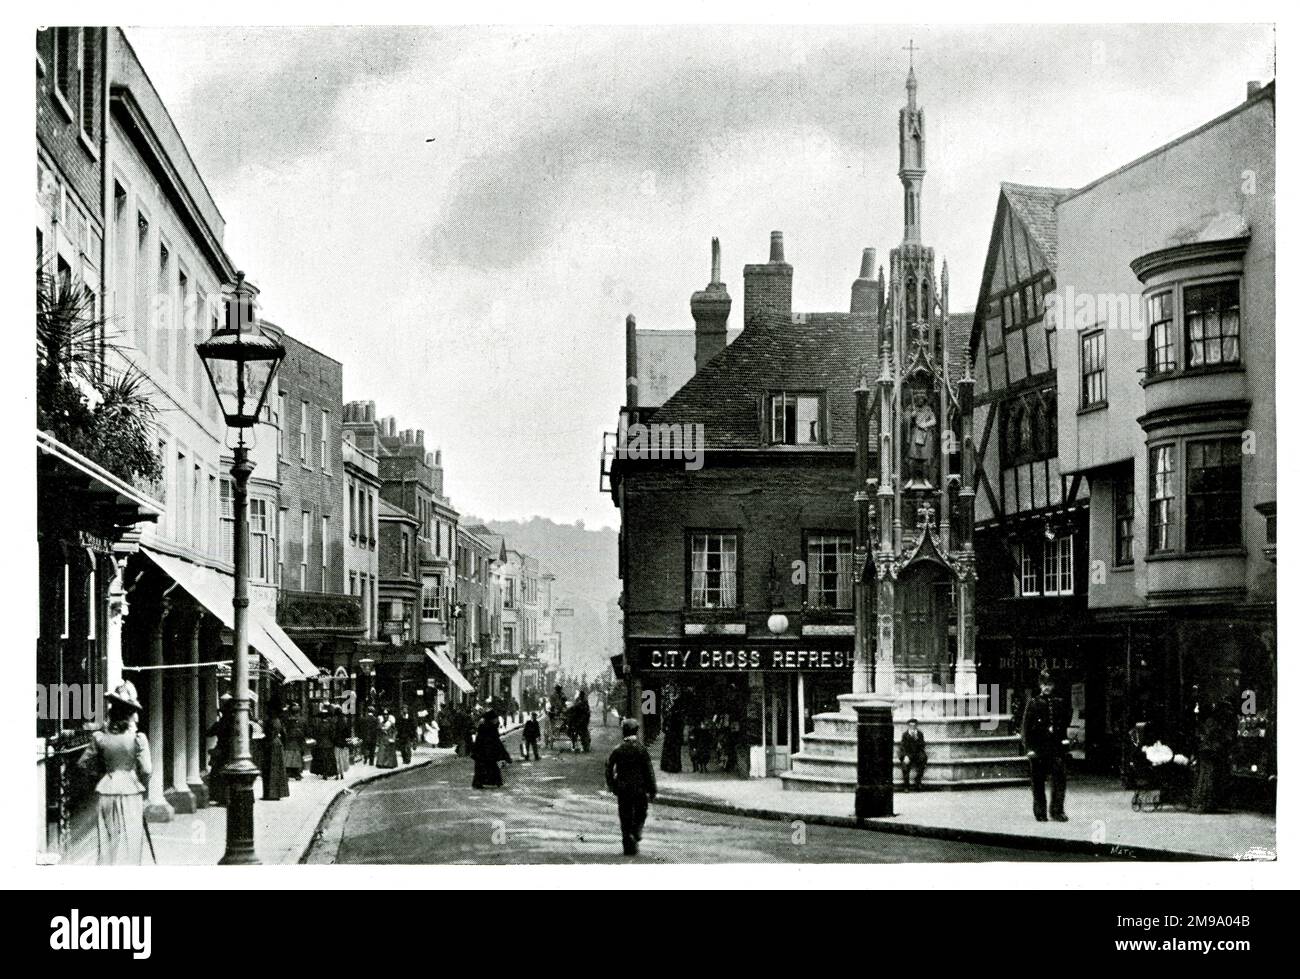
[425,647,473,694]
[140,548,317,682]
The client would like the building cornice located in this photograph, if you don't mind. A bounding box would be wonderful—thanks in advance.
[1130,235,1251,283]
[109,85,236,281]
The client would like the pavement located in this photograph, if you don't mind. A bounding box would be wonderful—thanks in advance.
[308,726,1099,864]
[63,717,527,866]
[653,770,1277,862]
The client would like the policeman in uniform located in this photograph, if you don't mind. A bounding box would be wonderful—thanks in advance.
[1021,669,1072,821]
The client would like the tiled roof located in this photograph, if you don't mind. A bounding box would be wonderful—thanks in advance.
[1000,183,1073,271]
[647,311,878,450]
[946,312,974,371]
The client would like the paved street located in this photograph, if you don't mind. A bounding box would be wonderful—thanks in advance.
[312,726,1095,864]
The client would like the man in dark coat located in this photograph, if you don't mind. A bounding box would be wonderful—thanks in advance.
[397,706,418,765]
[359,707,379,765]
[899,718,927,791]
[522,713,542,760]
[569,691,592,753]
[471,711,512,788]
[1022,670,1072,821]
[606,718,657,856]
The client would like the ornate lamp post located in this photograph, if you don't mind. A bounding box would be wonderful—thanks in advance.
[196,272,285,865]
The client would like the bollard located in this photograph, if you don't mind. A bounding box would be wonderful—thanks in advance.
[854,698,896,820]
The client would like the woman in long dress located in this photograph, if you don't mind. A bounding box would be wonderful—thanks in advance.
[282,703,305,780]
[332,703,352,778]
[471,711,512,788]
[309,704,339,779]
[261,703,290,801]
[375,708,399,769]
[78,684,151,865]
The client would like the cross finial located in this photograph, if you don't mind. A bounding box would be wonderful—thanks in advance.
[917,500,935,530]
[904,39,920,71]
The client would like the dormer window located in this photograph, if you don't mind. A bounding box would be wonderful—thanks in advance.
[769,392,824,445]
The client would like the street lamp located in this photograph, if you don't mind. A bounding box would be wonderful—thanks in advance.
[196,272,284,865]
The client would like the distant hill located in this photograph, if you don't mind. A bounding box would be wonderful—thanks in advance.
[463,515,619,682]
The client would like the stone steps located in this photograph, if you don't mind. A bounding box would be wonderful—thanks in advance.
[809,712,1019,740]
[781,770,1030,793]
[799,732,1024,762]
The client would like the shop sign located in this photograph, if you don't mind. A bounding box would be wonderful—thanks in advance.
[635,643,852,672]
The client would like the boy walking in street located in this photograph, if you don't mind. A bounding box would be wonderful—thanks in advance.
[605,718,656,856]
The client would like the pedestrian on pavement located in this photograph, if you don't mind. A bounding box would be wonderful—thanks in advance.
[78,684,151,865]
[282,702,305,780]
[1192,699,1235,813]
[471,710,512,789]
[398,706,418,765]
[261,701,290,801]
[375,707,399,769]
[205,693,235,806]
[899,718,927,791]
[1022,670,1071,822]
[310,703,339,780]
[688,720,710,773]
[333,703,352,778]
[522,712,542,760]
[605,718,656,856]
[360,706,379,765]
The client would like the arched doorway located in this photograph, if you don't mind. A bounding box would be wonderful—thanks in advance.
[895,560,954,688]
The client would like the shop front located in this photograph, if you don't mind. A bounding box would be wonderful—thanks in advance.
[628,638,854,778]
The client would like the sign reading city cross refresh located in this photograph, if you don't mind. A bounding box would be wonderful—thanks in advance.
[633,641,854,672]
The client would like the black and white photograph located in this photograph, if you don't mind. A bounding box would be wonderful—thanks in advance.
[15,9,1288,912]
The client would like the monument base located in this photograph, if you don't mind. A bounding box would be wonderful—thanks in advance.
[781,687,1028,792]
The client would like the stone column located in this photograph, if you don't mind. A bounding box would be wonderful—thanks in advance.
[187,613,207,806]
[875,574,896,698]
[165,610,196,814]
[955,572,977,698]
[104,556,129,696]
[145,589,175,823]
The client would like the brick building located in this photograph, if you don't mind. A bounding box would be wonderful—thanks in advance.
[376,499,422,708]
[454,525,501,704]
[37,28,316,860]
[606,229,884,778]
[273,330,364,711]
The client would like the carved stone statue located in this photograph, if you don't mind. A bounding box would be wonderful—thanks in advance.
[906,389,937,485]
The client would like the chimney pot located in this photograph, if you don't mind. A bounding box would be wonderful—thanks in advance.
[1247,80,1262,98]
[710,237,721,286]
[860,248,876,278]
[436,449,442,465]
[769,231,785,264]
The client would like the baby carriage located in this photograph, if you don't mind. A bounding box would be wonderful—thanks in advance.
[1127,725,1194,812]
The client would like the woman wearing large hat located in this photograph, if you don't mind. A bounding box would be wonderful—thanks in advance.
[78,683,151,864]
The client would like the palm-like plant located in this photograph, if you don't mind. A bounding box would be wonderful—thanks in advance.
[36,263,163,485]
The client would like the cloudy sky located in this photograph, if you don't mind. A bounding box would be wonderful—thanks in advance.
[126,23,1275,529]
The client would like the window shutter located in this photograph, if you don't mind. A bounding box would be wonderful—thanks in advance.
[818,394,830,445]
[757,395,769,446]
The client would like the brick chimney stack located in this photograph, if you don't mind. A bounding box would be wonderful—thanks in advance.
[691,237,732,373]
[743,231,793,328]
[850,247,880,314]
